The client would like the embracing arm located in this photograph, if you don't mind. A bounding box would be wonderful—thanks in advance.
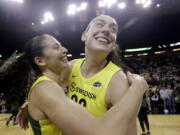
[32,81,98,135]
[103,72,147,135]
[28,72,147,135]
[106,71,139,135]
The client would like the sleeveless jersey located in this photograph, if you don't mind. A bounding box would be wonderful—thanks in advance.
[28,76,62,135]
[67,58,121,117]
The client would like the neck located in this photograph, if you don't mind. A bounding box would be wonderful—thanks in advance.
[81,51,108,78]
[42,70,62,84]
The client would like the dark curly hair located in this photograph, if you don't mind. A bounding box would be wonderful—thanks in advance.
[107,44,129,74]
[0,34,50,104]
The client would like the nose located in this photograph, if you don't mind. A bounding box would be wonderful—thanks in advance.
[62,46,68,53]
[101,25,110,36]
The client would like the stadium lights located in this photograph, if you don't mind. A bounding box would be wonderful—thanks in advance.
[67,4,77,15]
[67,54,72,57]
[9,0,24,4]
[170,44,175,47]
[41,21,45,25]
[77,2,88,11]
[154,51,166,54]
[156,4,160,7]
[98,0,117,8]
[67,2,88,15]
[175,42,180,46]
[162,45,166,48]
[80,53,85,56]
[118,2,126,9]
[107,0,117,8]
[136,0,146,4]
[135,0,140,4]
[98,1,106,7]
[158,45,162,48]
[125,47,152,52]
[159,42,180,48]
[143,0,152,8]
[44,12,54,22]
[137,53,148,56]
[173,48,180,52]
[41,12,54,25]
[124,54,133,57]
[136,0,152,8]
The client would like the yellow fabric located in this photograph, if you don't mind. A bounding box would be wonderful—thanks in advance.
[28,76,62,135]
[67,58,121,117]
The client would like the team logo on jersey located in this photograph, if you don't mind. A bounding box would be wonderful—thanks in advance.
[93,82,102,87]
[72,75,77,78]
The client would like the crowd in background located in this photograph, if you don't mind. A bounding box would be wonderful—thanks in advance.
[124,52,180,114]
[0,52,180,114]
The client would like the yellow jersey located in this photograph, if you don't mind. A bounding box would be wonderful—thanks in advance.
[67,58,121,117]
[28,76,62,135]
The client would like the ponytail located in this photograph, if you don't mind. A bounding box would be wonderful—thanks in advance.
[0,34,51,105]
[0,54,32,104]
[107,44,130,74]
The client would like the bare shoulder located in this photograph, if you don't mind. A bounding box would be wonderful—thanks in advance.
[33,80,59,92]
[31,80,64,102]
[109,70,129,92]
[111,70,128,84]
[106,70,129,105]
[28,81,64,118]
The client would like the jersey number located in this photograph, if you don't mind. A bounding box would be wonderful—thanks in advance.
[71,94,87,107]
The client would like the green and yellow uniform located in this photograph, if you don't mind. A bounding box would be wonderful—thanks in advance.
[68,58,121,116]
[28,76,62,135]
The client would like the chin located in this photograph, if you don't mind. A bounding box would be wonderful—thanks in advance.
[62,63,69,68]
[98,46,113,52]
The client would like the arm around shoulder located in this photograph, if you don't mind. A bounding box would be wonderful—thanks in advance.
[33,81,100,135]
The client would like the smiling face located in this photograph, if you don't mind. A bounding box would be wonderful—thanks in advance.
[35,35,69,74]
[82,15,118,55]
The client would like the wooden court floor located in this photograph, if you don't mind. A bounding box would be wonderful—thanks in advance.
[0,114,180,135]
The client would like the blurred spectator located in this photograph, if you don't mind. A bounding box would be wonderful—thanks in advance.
[151,91,159,113]
[124,52,180,114]
[138,93,151,135]
[166,84,176,113]
[159,86,169,112]
[173,84,180,113]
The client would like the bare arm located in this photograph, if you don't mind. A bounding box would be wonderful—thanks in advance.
[30,81,98,135]
[29,72,148,135]
[102,72,147,135]
[106,71,137,135]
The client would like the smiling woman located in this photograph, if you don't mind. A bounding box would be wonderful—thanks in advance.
[0,33,148,135]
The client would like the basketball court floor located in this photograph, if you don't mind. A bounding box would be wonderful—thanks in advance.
[0,114,180,135]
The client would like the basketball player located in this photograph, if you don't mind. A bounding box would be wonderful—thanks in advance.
[64,14,137,135]
[138,94,151,135]
[17,15,146,134]
[1,34,148,135]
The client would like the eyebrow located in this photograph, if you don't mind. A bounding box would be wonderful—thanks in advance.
[53,43,61,47]
[95,19,105,23]
[94,19,118,27]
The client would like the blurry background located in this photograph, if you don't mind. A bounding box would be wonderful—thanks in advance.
[0,0,180,57]
[0,1,180,135]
